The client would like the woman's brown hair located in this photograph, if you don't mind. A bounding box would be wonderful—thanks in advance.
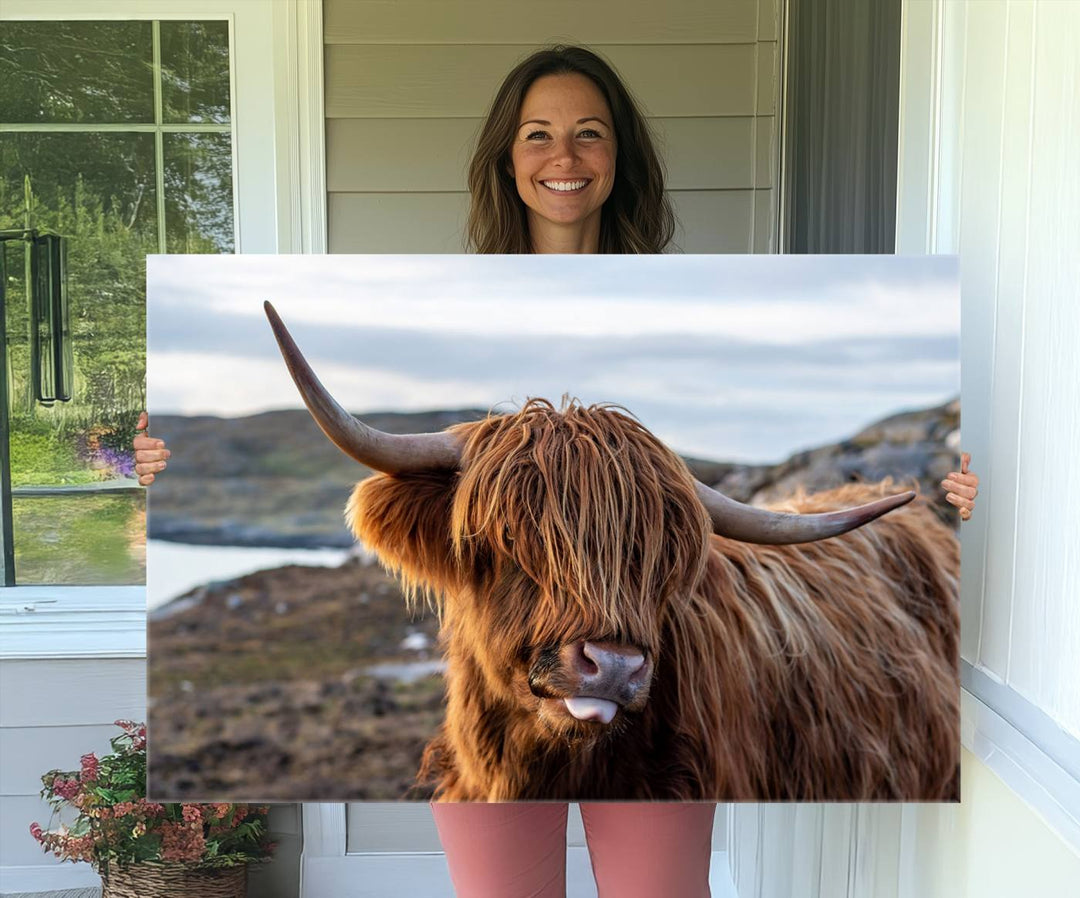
[466,46,676,254]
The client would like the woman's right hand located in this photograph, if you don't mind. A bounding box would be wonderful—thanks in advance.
[133,411,170,486]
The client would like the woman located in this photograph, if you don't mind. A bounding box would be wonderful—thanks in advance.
[136,46,980,897]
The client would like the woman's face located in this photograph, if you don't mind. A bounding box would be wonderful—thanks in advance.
[509,73,617,235]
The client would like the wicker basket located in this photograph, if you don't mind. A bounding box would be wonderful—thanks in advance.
[100,862,247,898]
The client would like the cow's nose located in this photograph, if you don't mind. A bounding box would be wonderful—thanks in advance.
[561,639,652,705]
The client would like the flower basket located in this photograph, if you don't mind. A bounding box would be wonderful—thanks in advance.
[31,721,274,893]
[101,861,247,898]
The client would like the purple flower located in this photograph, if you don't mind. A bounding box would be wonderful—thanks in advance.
[96,446,136,479]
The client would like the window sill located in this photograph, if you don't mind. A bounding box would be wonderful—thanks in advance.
[0,586,145,659]
[962,685,1080,852]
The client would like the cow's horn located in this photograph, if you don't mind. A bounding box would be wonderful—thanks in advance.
[695,480,915,545]
[264,301,462,474]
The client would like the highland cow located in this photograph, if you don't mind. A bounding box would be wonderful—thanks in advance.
[265,302,959,802]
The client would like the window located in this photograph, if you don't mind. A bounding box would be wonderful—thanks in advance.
[0,0,319,661]
[1,19,234,586]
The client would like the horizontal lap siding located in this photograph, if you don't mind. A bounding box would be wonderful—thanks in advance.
[325,44,761,118]
[0,659,146,868]
[324,0,780,254]
[329,189,760,254]
[327,117,770,192]
[324,0,760,45]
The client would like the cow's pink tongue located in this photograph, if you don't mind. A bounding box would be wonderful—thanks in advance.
[563,697,618,724]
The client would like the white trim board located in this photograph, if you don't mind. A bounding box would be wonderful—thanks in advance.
[962,661,1080,784]
[0,588,145,659]
[272,0,328,254]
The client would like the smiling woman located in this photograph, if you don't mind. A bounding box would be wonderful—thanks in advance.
[509,73,617,251]
[466,45,674,254]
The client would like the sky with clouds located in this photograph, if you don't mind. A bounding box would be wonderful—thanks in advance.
[147,254,959,464]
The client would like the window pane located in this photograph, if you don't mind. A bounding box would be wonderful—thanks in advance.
[164,132,235,252]
[0,21,154,124]
[12,493,146,585]
[2,130,151,585]
[160,20,232,124]
[0,132,159,243]
[1,133,153,476]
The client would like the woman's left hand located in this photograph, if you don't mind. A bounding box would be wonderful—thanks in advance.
[941,452,979,521]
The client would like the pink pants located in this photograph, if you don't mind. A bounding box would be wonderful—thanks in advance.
[431,802,716,898]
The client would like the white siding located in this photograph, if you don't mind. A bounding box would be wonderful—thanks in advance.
[0,660,145,871]
[925,0,1080,742]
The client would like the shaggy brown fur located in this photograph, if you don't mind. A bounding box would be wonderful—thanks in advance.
[347,399,959,801]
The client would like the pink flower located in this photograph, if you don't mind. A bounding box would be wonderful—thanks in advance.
[62,833,95,863]
[52,778,80,801]
[80,753,99,782]
[30,822,43,842]
[160,821,205,863]
[181,805,202,824]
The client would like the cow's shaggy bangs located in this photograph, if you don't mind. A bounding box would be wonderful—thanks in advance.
[447,398,710,642]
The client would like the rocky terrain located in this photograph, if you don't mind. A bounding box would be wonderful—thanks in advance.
[147,399,963,801]
[148,558,442,801]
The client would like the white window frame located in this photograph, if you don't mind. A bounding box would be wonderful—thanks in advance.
[896,0,1080,852]
[0,0,326,660]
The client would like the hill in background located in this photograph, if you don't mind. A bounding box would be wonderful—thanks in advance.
[149,399,963,548]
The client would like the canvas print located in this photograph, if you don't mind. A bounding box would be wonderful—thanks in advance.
[146,253,961,802]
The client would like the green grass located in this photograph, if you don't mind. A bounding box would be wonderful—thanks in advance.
[12,493,145,585]
[8,430,102,486]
